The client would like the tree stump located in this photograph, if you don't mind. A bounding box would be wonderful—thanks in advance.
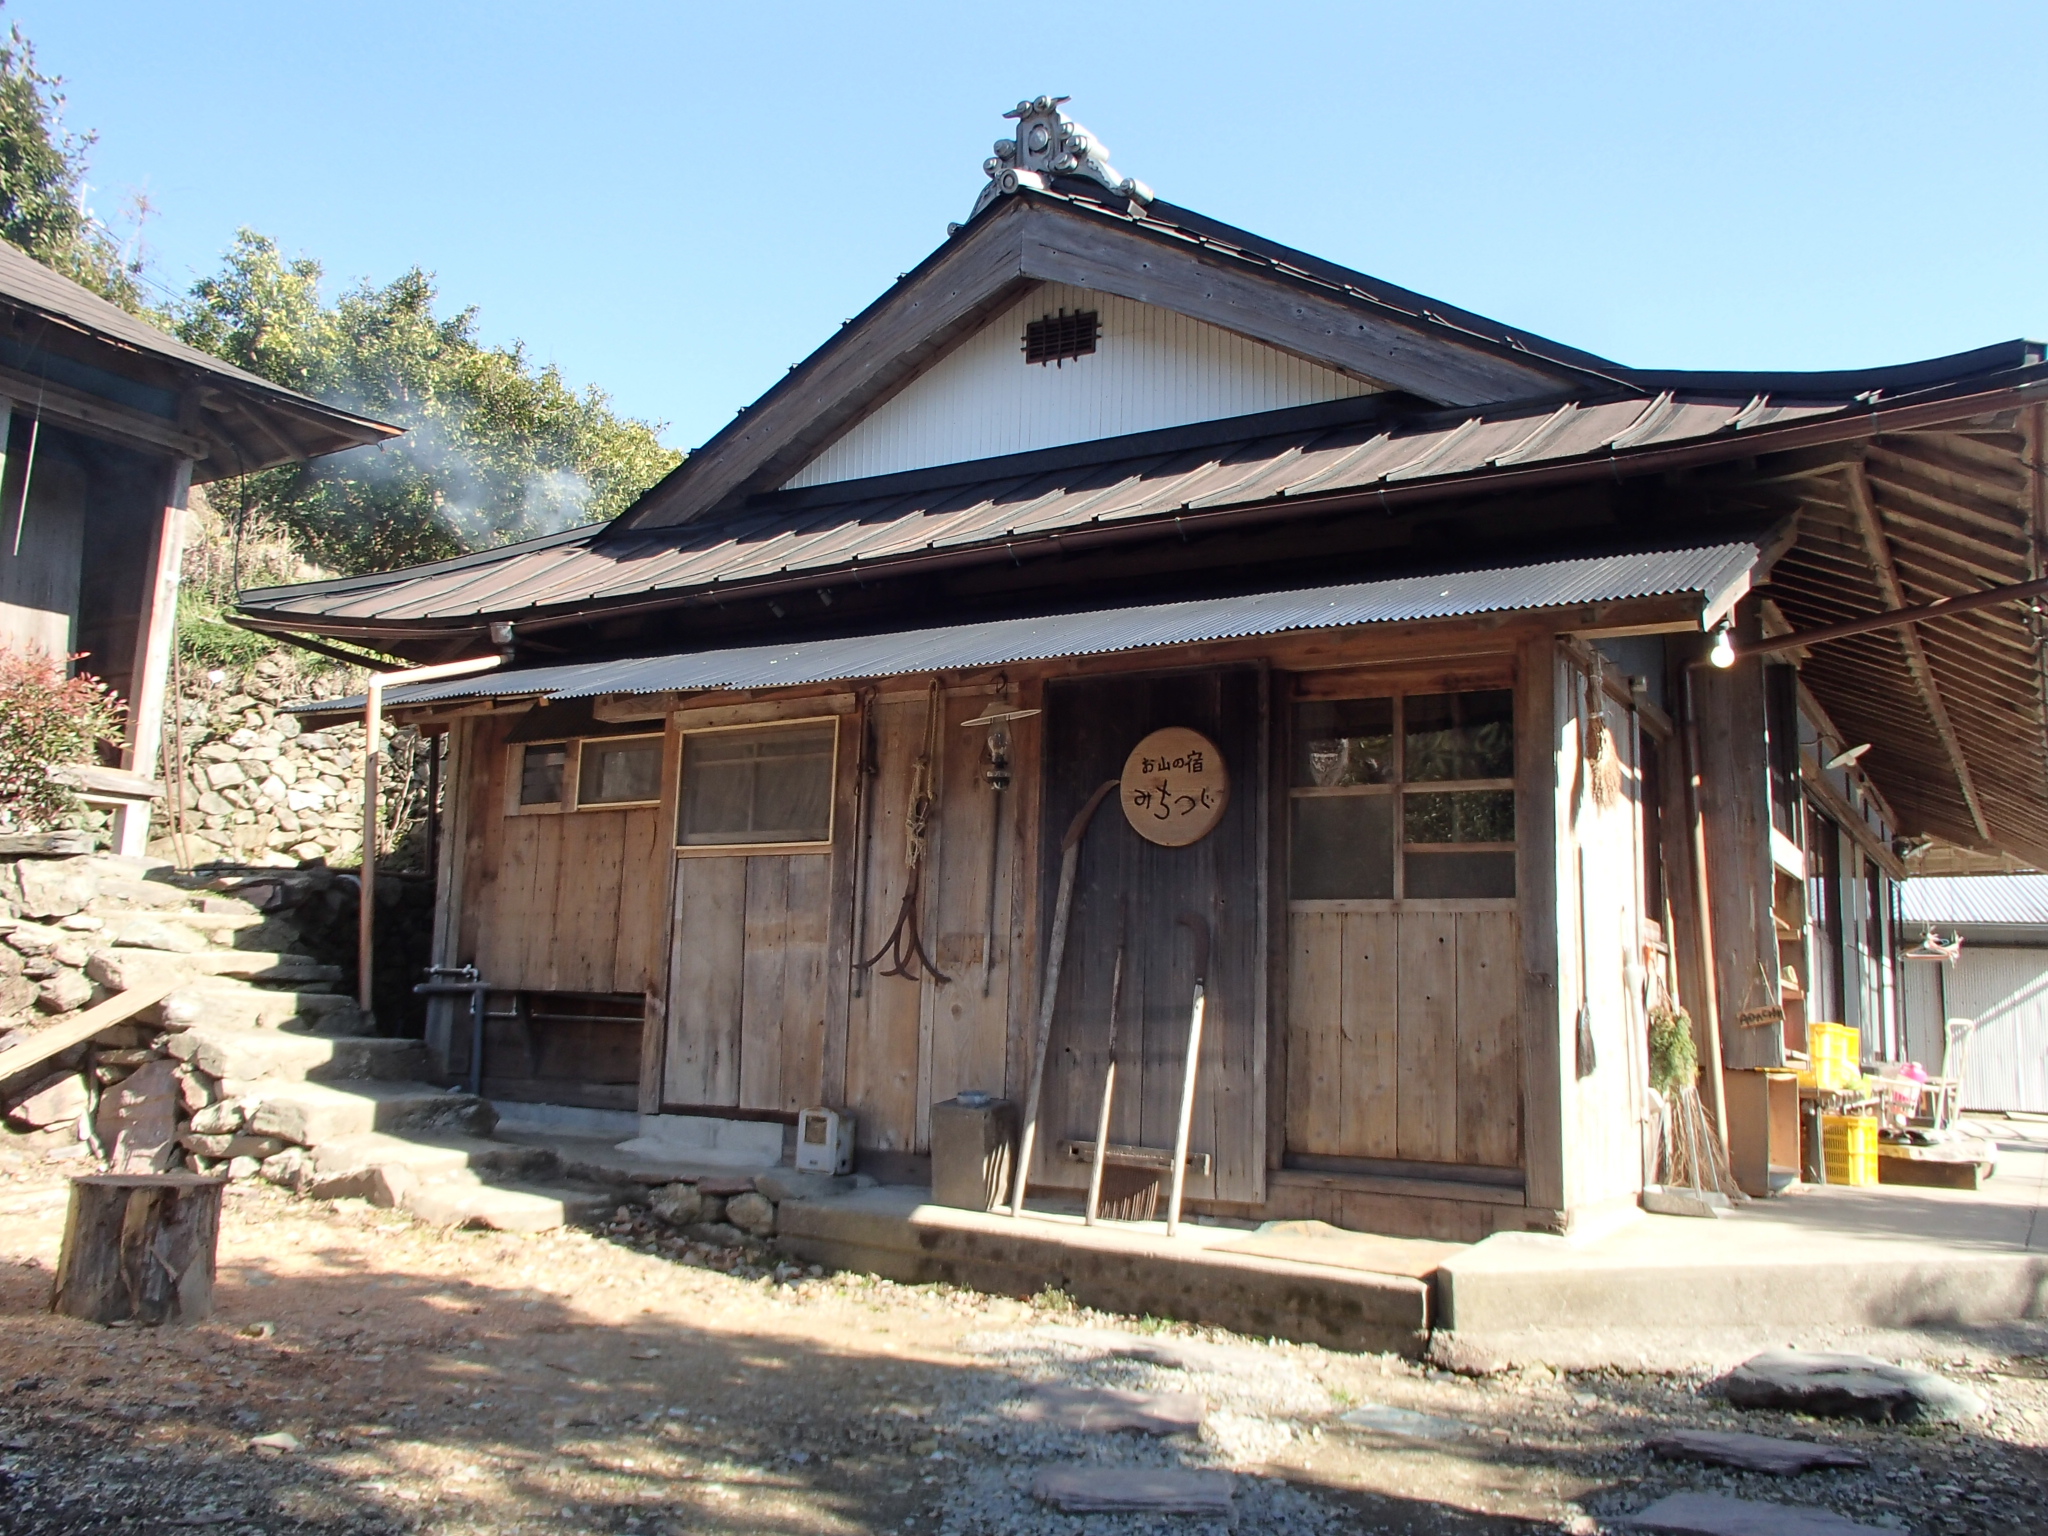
[51,1174,226,1326]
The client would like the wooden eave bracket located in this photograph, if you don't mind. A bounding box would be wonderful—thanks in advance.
[1841,458,1992,843]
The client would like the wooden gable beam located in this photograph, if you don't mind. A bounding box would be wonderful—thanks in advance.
[1018,212,1573,408]
[1842,458,1991,843]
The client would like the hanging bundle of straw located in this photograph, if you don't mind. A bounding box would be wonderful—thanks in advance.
[1585,653,1623,809]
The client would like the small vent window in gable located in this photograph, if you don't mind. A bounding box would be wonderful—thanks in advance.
[1024,309,1099,366]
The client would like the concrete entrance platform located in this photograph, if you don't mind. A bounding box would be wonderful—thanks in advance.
[774,1185,1437,1355]
[1435,1144,2047,1367]
[768,1145,2045,1366]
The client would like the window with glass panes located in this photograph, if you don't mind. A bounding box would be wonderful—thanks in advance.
[677,720,837,849]
[1289,687,1515,901]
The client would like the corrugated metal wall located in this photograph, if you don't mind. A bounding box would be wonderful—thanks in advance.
[1901,947,2048,1112]
[785,282,1380,489]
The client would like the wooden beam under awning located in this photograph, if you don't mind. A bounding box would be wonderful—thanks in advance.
[1841,459,1992,843]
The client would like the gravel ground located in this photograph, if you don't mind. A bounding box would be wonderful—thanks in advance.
[2,1130,2045,1536]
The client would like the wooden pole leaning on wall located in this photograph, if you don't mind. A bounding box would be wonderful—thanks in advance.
[359,655,503,1021]
[1009,778,1120,1218]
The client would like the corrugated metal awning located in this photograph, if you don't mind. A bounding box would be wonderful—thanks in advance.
[342,543,1755,712]
[1901,874,2048,927]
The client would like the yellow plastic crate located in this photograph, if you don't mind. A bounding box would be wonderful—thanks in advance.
[1822,1113,1877,1186]
[1798,1022,1862,1091]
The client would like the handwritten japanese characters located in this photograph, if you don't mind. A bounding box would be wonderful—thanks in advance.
[1119,726,1229,847]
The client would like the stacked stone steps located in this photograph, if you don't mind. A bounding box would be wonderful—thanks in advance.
[164,1022,426,1093]
[160,980,366,1035]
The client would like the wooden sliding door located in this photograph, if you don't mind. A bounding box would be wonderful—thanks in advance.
[1283,667,1524,1176]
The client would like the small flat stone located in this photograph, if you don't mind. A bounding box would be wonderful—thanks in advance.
[1625,1491,1898,1535]
[1340,1402,1470,1441]
[1648,1429,1868,1474]
[247,1431,300,1456]
[1018,1385,1204,1435]
[1725,1348,1987,1425]
[1029,1466,1233,1514]
[695,1175,757,1196]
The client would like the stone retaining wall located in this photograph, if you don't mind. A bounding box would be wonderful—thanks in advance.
[149,653,434,871]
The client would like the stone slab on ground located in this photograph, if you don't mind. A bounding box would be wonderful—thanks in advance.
[400,1178,614,1233]
[1018,1384,1204,1434]
[1340,1402,1471,1441]
[1028,1466,1234,1514]
[1723,1348,1988,1424]
[1623,1491,1899,1535]
[1646,1429,1868,1474]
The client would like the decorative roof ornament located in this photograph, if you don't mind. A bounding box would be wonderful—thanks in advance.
[962,95,1153,226]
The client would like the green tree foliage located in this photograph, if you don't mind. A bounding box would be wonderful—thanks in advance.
[175,232,681,575]
[0,19,142,309]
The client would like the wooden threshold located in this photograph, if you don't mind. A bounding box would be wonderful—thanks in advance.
[1274,1155,1526,1207]
[657,1103,800,1125]
[1058,1140,1214,1178]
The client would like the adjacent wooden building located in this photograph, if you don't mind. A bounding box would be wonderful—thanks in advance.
[244,99,2048,1236]
[0,243,393,851]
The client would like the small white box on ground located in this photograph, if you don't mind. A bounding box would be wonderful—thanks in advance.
[796,1107,854,1174]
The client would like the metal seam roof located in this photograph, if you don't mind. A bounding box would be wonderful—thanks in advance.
[237,391,1812,628]
[348,543,1757,711]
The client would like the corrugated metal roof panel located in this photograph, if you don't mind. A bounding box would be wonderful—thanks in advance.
[1901,874,2048,926]
[364,542,1756,709]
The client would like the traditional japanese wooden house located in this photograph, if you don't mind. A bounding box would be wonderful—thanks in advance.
[242,99,2048,1237]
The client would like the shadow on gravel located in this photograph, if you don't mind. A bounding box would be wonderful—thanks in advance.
[0,1239,963,1535]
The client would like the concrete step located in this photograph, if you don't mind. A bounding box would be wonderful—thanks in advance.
[310,1129,562,1185]
[246,1081,497,1145]
[776,1186,1432,1356]
[164,1023,425,1090]
[153,981,366,1035]
[402,1174,616,1234]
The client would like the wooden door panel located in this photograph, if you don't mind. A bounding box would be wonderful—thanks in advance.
[1037,667,1266,1205]
[665,856,746,1105]
[1285,906,1521,1170]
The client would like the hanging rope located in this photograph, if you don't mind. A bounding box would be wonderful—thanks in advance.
[857,678,951,985]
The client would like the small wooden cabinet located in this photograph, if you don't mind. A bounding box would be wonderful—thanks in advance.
[1723,1068,1801,1197]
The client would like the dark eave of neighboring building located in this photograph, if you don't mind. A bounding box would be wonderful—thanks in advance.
[0,239,398,479]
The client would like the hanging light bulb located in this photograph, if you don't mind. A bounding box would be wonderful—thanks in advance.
[1708,623,1736,669]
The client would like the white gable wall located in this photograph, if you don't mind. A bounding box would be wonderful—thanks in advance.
[785,283,1381,489]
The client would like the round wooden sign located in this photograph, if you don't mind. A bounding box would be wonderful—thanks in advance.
[1120,727,1229,847]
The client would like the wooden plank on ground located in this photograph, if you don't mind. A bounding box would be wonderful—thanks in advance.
[1342,910,1400,1159]
[1456,908,1522,1169]
[1397,910,1458,1163]
[0,982,177,1085]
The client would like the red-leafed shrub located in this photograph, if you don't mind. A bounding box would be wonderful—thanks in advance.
[0,643,126,831]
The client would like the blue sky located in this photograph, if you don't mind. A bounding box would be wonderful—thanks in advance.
[23,2,2048,450]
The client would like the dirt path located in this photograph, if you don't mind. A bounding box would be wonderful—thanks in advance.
[2,1145,2044,1536]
